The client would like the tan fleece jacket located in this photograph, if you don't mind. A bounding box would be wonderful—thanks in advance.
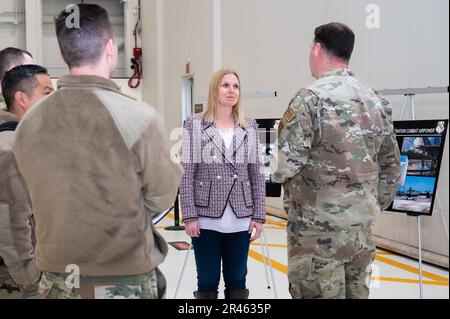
[12,76,182,276]
[0,110,40,288]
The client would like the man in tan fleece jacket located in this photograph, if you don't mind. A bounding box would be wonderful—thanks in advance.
[0,64,54,298]
[12,4,182,299]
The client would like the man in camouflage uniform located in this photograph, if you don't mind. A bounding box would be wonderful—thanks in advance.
[272,22,401,299]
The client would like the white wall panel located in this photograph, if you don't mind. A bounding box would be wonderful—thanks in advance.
[140,0,449,258]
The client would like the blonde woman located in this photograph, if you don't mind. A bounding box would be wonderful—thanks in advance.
[180,69,266,299]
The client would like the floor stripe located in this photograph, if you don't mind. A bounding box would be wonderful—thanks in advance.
[248,250,449,287]
[375,255,449,282]
[163,214,448,285]
[248,250,288,274]
[376,251,395,256]
[264,226,284,230]
[250,244,408,256]
[251,243,288,249]
[371,277,449,287]
[264,219,286,228]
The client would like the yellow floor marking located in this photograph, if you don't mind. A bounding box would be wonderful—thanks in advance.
[375,251,395,256]
[248,250,288,274]
[264,226,284,230]
[248,250,449,287]
[251,243,288,249]
[164,213,449,286]
[249,244,414,256]
[371,277,449,287]
[265,219,287,228]
[375,255,449,282]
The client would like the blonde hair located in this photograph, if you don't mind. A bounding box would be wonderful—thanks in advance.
[202,68,248,128]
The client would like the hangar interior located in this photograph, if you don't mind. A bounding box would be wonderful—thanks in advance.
[0,0,448,298]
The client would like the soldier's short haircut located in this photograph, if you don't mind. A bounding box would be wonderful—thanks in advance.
[1,64,48,111]
[55,3,114,69]
[314,22,355,61]
[0,47,34,83]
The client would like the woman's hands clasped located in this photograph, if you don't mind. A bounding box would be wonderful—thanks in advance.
[185,219,200,238]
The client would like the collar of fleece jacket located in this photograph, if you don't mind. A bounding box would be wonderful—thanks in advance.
[57,75,122,94]
[0,109,19,125]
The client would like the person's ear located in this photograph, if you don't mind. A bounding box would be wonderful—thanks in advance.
[14,91,29,110]
[105,39,115,59]
[313,42,323,55]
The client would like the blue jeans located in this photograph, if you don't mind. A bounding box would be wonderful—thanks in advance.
[191,229,251,293]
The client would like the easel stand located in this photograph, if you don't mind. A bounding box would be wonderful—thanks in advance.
[401,93,424,299]
[391,87,449,299]
[407,213,424,299]
[165,191,185,231]
[173,227,278,299]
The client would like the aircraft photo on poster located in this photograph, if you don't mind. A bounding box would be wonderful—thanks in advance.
[388,120,448,216]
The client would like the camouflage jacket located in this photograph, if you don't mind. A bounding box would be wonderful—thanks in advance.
[273,69,401,228]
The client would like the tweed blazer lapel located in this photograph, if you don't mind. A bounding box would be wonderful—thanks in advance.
[223,125,247,164]
[203,121,232,165]
[232,126,247,157]
[203,120,248,171]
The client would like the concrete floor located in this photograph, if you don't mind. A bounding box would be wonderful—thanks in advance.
[156,213,449,299]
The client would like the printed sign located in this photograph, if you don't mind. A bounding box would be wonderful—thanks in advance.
[387,120,448,216]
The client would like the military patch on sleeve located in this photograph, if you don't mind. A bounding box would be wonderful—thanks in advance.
[278,107,297,134]
[282,107,297,124]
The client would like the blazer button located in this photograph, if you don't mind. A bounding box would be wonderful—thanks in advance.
[216,176,222,180]
[233,174,238,179]
[200,182,203,186]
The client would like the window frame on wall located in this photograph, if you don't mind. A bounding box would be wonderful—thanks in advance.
[21,0,140,78]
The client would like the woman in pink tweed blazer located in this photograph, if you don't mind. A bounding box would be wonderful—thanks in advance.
[180,69,265,299]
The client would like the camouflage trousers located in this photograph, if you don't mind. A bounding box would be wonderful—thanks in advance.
[0,265,41,299]
[39,268,166,299]
[0,266,22,299]
[287,221,376,299]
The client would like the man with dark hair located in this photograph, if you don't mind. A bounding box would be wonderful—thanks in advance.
[312,22,355,62]
[0,64,52,299]
[273,22,401,299]
[2,65,53,117]
[55,4,114,69]
[0,47,35,110]
[13,4,182,299]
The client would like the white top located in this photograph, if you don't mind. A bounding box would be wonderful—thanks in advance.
[198,128,252,233]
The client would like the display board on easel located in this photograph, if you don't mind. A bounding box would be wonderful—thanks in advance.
[387,120,448,216]
[378,86,449,299]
